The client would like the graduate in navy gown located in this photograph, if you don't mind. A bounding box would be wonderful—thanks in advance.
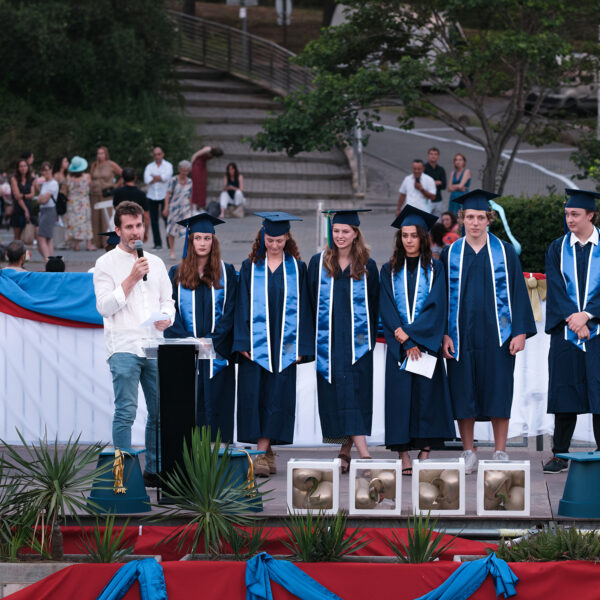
[308,209,379,473]
[164,213,237,442]
[543,189,600,474]
[440,190,536,473]
[379,206,455,475]
[233,212,314,478]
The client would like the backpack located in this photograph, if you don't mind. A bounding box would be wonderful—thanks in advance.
[55,191,68,216]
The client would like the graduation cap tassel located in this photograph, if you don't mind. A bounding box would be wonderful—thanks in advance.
[259,226,265,257]
[182,227,190,259]
[326,213,333,249]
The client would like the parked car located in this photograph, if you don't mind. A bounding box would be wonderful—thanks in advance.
[526,74,598,115]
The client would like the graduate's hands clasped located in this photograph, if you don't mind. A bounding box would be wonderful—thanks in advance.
[442,334,455,359]
[394,327,409,344]
[509,333,526,355]
[566,311,591,340]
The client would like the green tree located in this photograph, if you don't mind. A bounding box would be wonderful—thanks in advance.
[251,0,600,193]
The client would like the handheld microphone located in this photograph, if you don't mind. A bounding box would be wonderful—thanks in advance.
[134,240,147,281]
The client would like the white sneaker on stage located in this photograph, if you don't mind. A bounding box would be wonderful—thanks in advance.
[460,449,478,474]
[492,450,509,461]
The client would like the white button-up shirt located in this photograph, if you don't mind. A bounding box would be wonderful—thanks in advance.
[143,160,173,201]
[93,246,175,358]
[398,172,437,213]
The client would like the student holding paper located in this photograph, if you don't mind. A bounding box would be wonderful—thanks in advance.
[440,190,536,473]
[308,209,379,473]
[379,206,455,475]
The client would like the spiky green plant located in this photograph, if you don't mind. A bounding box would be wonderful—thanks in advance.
[0,430,110,560]
[227,525,269,560]
[384,512,457,563]
[154,426,266,557]
[78,513,134,563]
[283,509,370,562]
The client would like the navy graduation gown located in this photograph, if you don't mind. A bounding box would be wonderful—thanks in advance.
[233,256,314,445]
[546,236,600,414]
[379,258,455,447]
[307,256,379,438]
[164,263,237,442]
[440,240,536,420]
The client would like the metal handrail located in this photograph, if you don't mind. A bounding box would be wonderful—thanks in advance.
[167,9,312,96]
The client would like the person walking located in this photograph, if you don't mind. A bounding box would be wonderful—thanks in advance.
[144,147,173,249]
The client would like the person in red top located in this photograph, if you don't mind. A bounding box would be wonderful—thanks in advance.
[190,146,223,211]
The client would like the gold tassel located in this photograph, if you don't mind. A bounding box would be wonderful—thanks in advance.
[113,449,127,494]
[239,449,258,496]
[525,275,546,322]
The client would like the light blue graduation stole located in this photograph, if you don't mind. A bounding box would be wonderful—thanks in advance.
[447,233,512,361]
[178,260,229,378]
[315,251,372,383]
[392,258,433,326]
[560,230,600,351]
[250,252,300,373]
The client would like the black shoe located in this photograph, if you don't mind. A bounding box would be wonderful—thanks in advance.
[543,457,569,474]
[143,470,160,487]
[152,245,162,250]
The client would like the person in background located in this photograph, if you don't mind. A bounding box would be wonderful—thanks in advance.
[3,240,27,271]
[163,160,193,260]
[218,162,245,219]
[396,159,437,215]
[10,159,36,241]
[113,168,149,243]
[308,209,379,473]
[0,173,12,228]
[143,147,173,250]
[430,222,447,259]
[424,147,447,217]
[65,156,96,251]
[46,256,65,272]
[52,156,70,187]
[441,210,459,234]
[35,161,59,261]
[90,146,122,237]
[447,153,471,215]
[190,146,224,214]
[20,150,36,178]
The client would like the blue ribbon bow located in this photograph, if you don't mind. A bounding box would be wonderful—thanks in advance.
[96,558,167,600]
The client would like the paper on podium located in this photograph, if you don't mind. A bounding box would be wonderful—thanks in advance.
[141,337,216,359]
[140,312,172,327]
[399,351,437,379]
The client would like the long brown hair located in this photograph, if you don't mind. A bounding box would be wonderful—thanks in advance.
[174,234,223,289]
[389,226,433,275]
[248,230,301,264]
[323,226,370,280]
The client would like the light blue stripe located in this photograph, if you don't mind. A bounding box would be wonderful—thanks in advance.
[351,271,371,364]
[250,261,271,372]
[316,252,333,381]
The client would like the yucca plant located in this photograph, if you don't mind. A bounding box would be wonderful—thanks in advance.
[227,525,269,560]
[283,509,370,562]
[154,426,266,557]
[384,512,457,563]
[78,513,135,563]
[0,430,110,560]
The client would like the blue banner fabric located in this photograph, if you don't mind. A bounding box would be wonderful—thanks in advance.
[0,270,102,324]
[96,558,168,600]
[392,259,433,325]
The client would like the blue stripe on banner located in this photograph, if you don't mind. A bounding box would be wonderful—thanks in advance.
[279,253,299,372]
[250,260,272,372]
[179,285,196,336]
[447,237,465,361]
[316,252,333,382]
[488,233,512,346]
[210,261,229,378]
[392,258,432,326]
[351,270,371,365]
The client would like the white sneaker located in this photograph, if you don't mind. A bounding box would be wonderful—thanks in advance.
[460,449,478,474]
[492,450,509,461]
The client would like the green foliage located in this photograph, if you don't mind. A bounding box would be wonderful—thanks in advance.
[283,510,370,562]
[496,524,600,562]
[154,426,266,557]
[571,132,600,192]
[490,194,568,272]
[226,525,269,560]
[0,430,110,560]
[78,514,135,563]
[384,512,457,563]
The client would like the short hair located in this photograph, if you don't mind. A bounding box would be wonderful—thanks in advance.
[46,256,65,272]
[428,147,440,154]
[122,167,136,183]
[178,160,191,171]
[457,209,495,224]
[20,150,33,161]
[114,201,144,228]
[412,159,425,166]
[40,161,52,172]
[6,240,26,264]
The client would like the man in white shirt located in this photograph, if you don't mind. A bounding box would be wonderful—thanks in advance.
[143,147,173,250]
[395,159,437,215]
[93,201,175,486]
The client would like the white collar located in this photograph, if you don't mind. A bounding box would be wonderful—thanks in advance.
[569,227,599,247]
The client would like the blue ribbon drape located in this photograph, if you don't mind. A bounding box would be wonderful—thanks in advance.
[250,253,299,373]
[561,230,600,351]
[96,558,167,600]
[392,258,432,326]
[246,552,342,600]
[447,233,511,361]
[414,554,518,600]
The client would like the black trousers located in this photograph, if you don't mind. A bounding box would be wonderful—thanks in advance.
[552,413,600,454]
[148,199,165,247]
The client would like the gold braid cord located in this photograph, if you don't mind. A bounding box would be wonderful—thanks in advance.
[113,448,127,494]
[525,275,547,322]
[238,449,258,497]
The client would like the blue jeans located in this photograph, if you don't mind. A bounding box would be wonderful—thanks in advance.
[108,353,158,473]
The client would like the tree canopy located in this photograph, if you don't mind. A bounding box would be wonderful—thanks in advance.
[251,0,600,193]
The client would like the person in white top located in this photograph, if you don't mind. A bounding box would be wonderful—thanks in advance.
[396,159,437,215]
[35,161,59,261]
[93,201,175,486]
[143,147,173,250]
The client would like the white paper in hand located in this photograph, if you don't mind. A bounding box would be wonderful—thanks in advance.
[399,351,437,379]
[140,312,171,328]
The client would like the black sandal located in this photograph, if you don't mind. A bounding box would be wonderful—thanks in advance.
[402,467,413,476]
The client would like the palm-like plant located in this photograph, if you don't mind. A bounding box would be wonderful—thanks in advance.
[78,513,135,563]
[155,426,266,557]
[0,430,110,560]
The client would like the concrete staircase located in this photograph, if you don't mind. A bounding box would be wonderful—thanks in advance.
[176,64,356,210]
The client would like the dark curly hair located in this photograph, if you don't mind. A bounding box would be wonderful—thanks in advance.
[389,225,433,276]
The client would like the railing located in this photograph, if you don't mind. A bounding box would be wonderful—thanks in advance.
[167,9,312,96]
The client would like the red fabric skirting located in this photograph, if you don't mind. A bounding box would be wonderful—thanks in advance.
[8,560,600,600]
[0,294,102,328]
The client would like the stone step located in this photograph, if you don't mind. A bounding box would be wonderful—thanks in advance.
[207,159,352,180]
[184,106,274,124]
[207,177,353,196]
[178,78,271,96]
[195,123,265,138]
[174,66,228,80]
[225,196,356,211]
[181,92,280,110]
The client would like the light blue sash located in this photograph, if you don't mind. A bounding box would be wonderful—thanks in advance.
[447,233,511,361]
[392,258,433,325]
[560,231,600,351]
[178,261,228,378]
[250,253,300,373]
[315,251,372,383]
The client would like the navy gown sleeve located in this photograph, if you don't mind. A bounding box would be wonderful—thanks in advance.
[379,262,403,362]
[439,246,450,335]
[209,262,237,359]
[505,242,536,338]
[306,253,321,320]
[545,237,578,333]
[297,260,315,360]
[232,259,251,353]
[164,264,193,339]
[366,258,380,343]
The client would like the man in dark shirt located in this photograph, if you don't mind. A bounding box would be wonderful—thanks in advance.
[424,147,447,218]
[113,168,150,242]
